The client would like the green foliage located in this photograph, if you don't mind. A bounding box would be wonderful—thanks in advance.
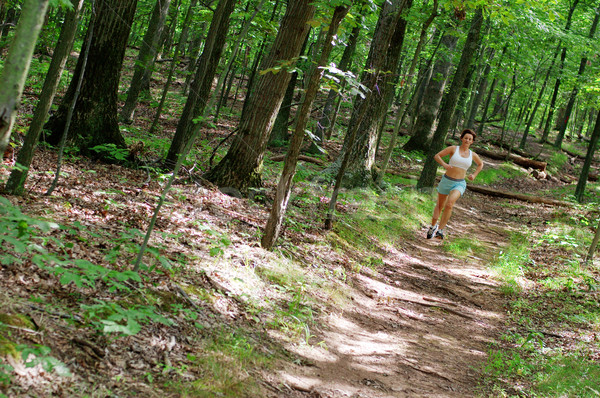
[335,187,433,250]
[537,356,600,397]
[18,344,72,377]
[547,151,569,176]
[442,236,486,259]
[492,232,530,295]
[90,144,130,162]
[321,64,369,99]
[81,301,174,337]
[170,329,266,397]
[484,210,600,396]
[475,162,525,186]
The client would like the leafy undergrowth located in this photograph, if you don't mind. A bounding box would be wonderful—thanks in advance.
[482,204,600,397]
[0,150,436,397]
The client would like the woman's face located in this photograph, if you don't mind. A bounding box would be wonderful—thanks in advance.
[461,133,474,145]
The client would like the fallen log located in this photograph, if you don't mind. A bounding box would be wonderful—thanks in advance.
[485,140,534,158]
[270,154,325,166]
[467,184,573,207]
[476,148,547,171]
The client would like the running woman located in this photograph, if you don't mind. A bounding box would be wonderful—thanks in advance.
[426,129,483,240]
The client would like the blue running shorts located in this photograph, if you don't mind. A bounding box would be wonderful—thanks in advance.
[437,174,466,196]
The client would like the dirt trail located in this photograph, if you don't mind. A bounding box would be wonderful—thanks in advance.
[271,193,510,397]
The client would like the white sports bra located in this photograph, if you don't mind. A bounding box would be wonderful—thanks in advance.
[448,146,472,170]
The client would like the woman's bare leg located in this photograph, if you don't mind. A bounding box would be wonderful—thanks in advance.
[439,190,461,229]
[431,193,448,226]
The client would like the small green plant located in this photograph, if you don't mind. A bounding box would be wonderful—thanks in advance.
[547,151,569,176]
[491,232,530,295]
[90,143,129,162]
[536,355,600,396]
[18,344,72,377]
[442,236,485,259]
[475,162,525,185]
[81,301,173,337]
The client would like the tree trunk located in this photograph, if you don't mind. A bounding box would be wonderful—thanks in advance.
[165,0,236,168]
[554,6,600,149]
[149,0,199,135]
[417,8,484,190]
[270,32,311,146]
[209,0,266,123]
[5,0,84,195]
[269,70,299,145]
[239,0,281,120]
[43,0,138,158]
[0,0,50,157]
[120,0,171,124]
[204,0,315,192]
[476,44,507,136]
[312,24,361,146]
[338,0,411,187]
[541,0,580,143]
[403,27,459,152]
[575,109,600,202]
[465,47,495,129]
[261,5,349,249]
[519,44,561,149]
[377,0,438,181]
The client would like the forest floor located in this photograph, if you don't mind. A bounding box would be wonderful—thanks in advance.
[2,52,599,397]
[2,127,597,397]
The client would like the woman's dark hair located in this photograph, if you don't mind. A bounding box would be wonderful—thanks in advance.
[460,128,476,141]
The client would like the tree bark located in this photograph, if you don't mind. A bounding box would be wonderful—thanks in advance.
[149,0,199,135]
[467,184,573,207]
[5,0,84,195]
[165,0,236,168]
[541,0,580,143]
[519,43,561,149]
[465,47,494,129]
[417,8,484,190]
[554,5,599,149]
[0,0,50,158]
[338,0,411,187]
[313,24,361,145]
[120,0,172,124]
[575,109,600,202]
[261,5,349,249]
[43,0,138,158]
[403,28,459,152]
[209,0,266,122]
[204,0,315,192]
[377,0,438,181]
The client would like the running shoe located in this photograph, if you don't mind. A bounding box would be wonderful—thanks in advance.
[426,225,438,239]
[435,229,445,240]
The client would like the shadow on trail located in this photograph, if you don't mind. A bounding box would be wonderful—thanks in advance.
[274,194,507,398]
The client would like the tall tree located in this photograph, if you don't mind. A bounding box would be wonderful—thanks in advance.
[204,0,315,192]
[120,0,172,124]
[0,0,50,158]
[417,7,484,190]
[164,0,236,168]
[377,0,439,181]
[403,22,460,152]
[519,43,560,149]
[312,24,361,146]
[575,109,600,202]
[262,5,350,249]
[335,0,411,187]
[43,0,138,158]
[554,5,600,148]
[540,0,580,143]
[5,0,85,195]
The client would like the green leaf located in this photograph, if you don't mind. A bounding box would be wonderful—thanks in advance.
[102,319,142,336]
